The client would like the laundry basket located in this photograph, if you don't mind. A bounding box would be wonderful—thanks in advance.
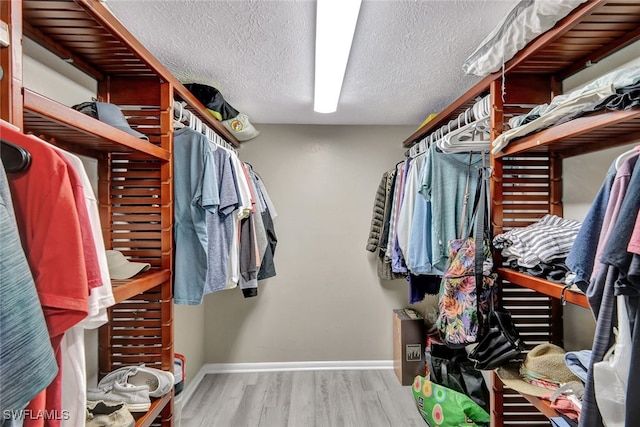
[174,353,185,395]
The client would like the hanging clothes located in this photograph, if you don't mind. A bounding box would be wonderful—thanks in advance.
[173,125,278,303]
[253,171,278,280]
[5,131,92,427]
[258,204,278,280]
[397,156,422,268]
[225,152,254,290]
[50,148,114,427]
[419,143,482,272]
[366,133,486,304]
[173,126,220,305]
[385,161,405,265]
[391,157,411,274]
[408,150,439,276]
[366,165,404,280]
[565,161,620,293]
[0,157,58,414]
[407,147,442,299]
[204,145,239,295]
[563,148,640,427]
[366,171,387,253]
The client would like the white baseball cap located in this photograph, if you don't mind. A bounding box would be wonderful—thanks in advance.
[106,250,151,280]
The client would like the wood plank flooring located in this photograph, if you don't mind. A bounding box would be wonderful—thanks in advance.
[180,369,427,427]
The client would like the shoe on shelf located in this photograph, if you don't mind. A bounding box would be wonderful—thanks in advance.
[98,365,174,398]
[87,381,151,413]
[86,400,135,427]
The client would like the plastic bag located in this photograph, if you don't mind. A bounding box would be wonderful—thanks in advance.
[593,295,631,427]
[412,375,490,427]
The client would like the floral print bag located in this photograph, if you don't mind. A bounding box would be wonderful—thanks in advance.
[436,165,497,348]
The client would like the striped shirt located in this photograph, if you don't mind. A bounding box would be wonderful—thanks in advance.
[493,215,582,268]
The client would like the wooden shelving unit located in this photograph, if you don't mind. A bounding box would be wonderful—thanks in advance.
[1,1,241,425]
[401,1,640,425]
[23,89,171,160]
[497,109,640,159]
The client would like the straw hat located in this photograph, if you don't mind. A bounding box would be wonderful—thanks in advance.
[496,343,581,397]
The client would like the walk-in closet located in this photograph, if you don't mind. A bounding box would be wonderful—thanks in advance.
[2,1,640,426]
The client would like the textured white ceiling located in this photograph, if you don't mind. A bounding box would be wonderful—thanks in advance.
[104,0,518,126]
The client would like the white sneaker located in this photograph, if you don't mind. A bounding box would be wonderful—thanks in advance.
[98,365,174,398]
[86,400,135,427]
[87,381,151,412]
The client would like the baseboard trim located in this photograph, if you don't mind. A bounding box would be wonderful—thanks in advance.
[180,360,393,406]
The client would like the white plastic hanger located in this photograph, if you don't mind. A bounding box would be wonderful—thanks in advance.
[173,102,186,129]
[615,146,639,170]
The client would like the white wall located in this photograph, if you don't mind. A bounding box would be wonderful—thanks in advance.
[174,304,206,382]
[22,38,96,106]
[202,124,434,363]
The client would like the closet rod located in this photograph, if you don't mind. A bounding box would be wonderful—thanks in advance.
[173,101,238,154]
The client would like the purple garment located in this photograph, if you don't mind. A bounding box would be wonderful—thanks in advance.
[590,154,639,284]
[599,156,640,274]
[391,157,412,274]
[408,274,440,303]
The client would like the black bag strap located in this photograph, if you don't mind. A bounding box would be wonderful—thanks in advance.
[473,162,491,290]
[458,153,474,239]
[487,280,496,316]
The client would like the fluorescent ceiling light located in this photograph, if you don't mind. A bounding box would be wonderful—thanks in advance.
[314,0,362,114]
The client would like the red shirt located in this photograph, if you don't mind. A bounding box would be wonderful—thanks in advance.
[6,129,89,427]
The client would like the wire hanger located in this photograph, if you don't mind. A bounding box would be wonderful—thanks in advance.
[1,140,32,173]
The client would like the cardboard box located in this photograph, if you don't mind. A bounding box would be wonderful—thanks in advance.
[393,308,426,385]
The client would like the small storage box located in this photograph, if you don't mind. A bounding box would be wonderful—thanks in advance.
[393,308,426,385]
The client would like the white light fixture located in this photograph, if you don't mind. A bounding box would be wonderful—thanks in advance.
[313,0,362,114]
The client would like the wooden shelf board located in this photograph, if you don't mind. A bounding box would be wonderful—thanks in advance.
[496,108,640,158]
[498,268,589,309]
[173,85,241,147]
[22,0,241,148]
[519,392,559,419]
[22,89,170,161]
[134,393,172,427]
[111,269,171,304]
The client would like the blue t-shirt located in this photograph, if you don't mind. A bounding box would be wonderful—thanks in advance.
[204,147,240,294]
[419,144,482,271]
[409,153,442,275]
[173,127,219,304]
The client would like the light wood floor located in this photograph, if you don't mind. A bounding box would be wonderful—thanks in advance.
[180,369,427,427]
